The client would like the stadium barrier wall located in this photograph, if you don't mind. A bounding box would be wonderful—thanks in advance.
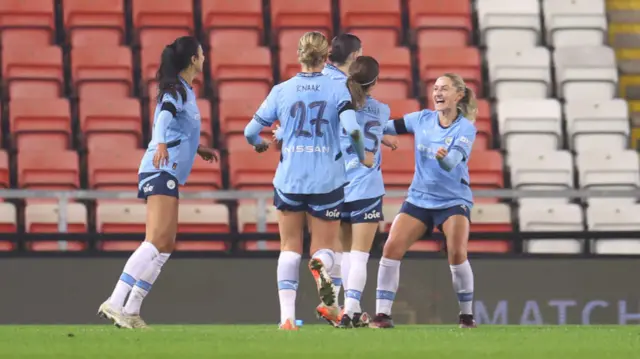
[1,258,639,325]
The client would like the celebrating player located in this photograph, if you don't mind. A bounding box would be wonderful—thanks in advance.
[98,36,217,329]
[337,56,394,328]
[369,73,478,329]
[243,31,371,330]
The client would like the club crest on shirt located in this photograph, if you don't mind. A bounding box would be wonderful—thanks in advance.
[445,137,453,146]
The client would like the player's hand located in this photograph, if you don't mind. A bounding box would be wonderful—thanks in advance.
[382,135,398,151]
[362,151,375,168]
[153,143,169,169]
[254,141,271,153]
[197,145,218,163]
[435,147,448,160]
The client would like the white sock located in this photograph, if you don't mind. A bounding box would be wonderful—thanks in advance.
[277,251,301,324]
[344,250,369,316]
[311,249,335,271]
[450,260,474,315]
[331,252,343,306]
[341,251,351,302]
[375,257,400,315]
[108,242,159,310]
[123,252,171,315]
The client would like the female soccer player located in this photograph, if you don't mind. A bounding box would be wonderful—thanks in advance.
[244,31,371,330]
[97,36,217,329]
[369,73,478,329]
[318,34,398,320]
[336,56,395,329]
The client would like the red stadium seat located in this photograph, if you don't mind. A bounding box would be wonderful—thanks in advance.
[227,136,279,189]
[279,48,301,80]
[2,46,63,99]
[139,28,190,48]
[18,150,79,189]
[141,48,203,97]
[88,149,145,191]
[217,82,269,101]
[25,203,88,233]
[366,47,413,99]
[202,0,263,47]
[209,47,272,83]
[381,145,415,189]
[468,150,504,203]
[131,0,193,45]
[63,0,125,47]
[474,99,492,150]
[80,98,142,151]
[270,0,332,48]
[178,204,230,233]
[182,150,223,192]
[380,99,421,119]
[419,47,482,98]
[219,98,267,135]
[350,29,397,48]
[97,202,145,234]
[0,151,10,189]
[409,0,472,48]
[340,0,402,41]
[0,0,55,47]
[0,203,17,237]
[237,203,279,233]
[209,30,261,48]
[10,99,71,151]
[71,46,133,99]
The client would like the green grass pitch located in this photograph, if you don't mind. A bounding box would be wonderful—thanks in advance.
[0,325,638,358]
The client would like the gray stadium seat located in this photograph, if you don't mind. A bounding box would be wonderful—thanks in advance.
[476,0,541,47]
[553,46,618,100]
[519,203,584,254]
[542,0,607,47]
[508,150,574,205]
[576,150,640,206]
[497,99,563,153]
[587,204,640,254]
[486,47,551,99]
[565,99,630,153]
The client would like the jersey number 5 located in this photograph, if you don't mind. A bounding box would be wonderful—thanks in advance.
[345,121,381,154]
[290,101,329,137]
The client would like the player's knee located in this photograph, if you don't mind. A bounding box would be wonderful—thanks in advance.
[382,236,405,260]
[447,244,467,265]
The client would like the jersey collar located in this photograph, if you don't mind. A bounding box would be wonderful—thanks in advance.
[297,72,324,77]
[178,76,193,89]
[324,63,347,77]
[437,112,463,129]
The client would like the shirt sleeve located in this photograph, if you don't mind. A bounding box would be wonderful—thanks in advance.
[161,92,184,113]
[402,110,423,134]
[253,86,280,127]
[451,122,477,160]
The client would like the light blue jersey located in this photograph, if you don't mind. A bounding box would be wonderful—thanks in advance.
[322,63,347,81]
[138,80,201,185]
[251,72,358,194]
[341,97,391,202]
[401,110,476,209]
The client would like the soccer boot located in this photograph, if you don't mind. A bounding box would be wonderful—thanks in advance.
[338,312,370,329]
[368,313,395,329]
[123,314,149,329]
[279,318,299,331]
[308,258,336,307]
[459,314,477,328]
[97,300,132,329]
[315,303,341,327]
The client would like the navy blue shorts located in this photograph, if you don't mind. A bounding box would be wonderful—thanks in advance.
[399,201,471,236]
[341,196,384,224]
[138,172,179,200]
[273,186,344,220]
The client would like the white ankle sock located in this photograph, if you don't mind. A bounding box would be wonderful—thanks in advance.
[344,250,369,316]
[277,251,301,324]
[123,252,171,315]
[109,242,159,310]
[341,251,351,303]
[330,252,343,306]
[450,260,474,315]
[375,257,400,315]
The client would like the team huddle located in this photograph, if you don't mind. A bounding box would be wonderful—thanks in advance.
[97,32,478,330]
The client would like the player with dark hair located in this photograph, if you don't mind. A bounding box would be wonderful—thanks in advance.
[97,36,217,329]
[370,73,479,329]
[244,31,371,330]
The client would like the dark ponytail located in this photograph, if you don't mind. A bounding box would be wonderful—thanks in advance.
[155,36,201,103]
[346,56,379,109]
